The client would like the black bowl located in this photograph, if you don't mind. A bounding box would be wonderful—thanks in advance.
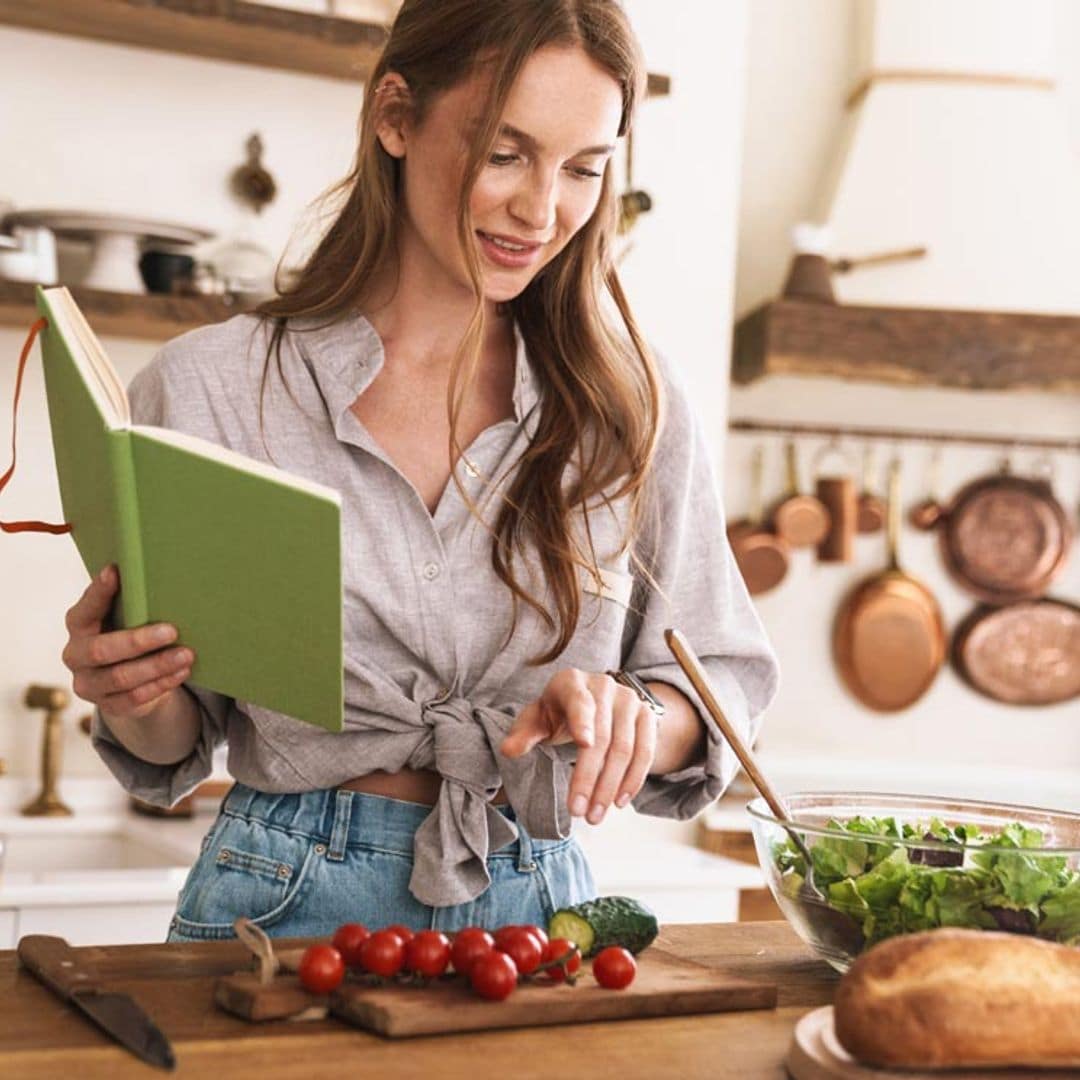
[138,249,195,294]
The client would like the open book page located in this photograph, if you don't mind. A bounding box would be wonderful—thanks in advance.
[41,287,130,427]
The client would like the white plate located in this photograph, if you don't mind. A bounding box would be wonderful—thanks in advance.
[1,209,212,246]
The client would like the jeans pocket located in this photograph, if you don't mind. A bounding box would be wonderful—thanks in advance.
[171,821,319,940]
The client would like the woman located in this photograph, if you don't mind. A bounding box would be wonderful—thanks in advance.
[61,0,778,938]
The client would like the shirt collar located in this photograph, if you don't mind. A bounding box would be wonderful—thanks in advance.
[290,309,541,427]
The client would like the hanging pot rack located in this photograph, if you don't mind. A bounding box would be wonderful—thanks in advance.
[728,419,1080,454]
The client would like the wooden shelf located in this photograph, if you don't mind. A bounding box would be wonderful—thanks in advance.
[0,280,247,342]
[0,0,672,93]
[0,0,389,83]
[732,298,1080,392]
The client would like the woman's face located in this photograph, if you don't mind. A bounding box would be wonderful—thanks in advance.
[384,45,624,305]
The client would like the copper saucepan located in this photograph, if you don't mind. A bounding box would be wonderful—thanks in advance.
[856,444,886,534]
[727,445,790,595]
[922,459,1072,604]
[952,598,1080,706]
[833,458,947,712]
[770,440,831,548]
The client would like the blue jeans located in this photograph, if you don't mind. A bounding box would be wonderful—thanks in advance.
[167,783,596,941]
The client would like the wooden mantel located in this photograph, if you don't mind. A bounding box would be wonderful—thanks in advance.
[732,297,1080,392]
[0,0,672,94]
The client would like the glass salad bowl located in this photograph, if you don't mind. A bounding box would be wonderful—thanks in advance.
[747,791,1080,973]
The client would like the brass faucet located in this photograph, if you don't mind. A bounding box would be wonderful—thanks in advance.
[21,684,73,817]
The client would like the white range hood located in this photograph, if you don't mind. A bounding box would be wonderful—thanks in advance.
[819,0,1080,315]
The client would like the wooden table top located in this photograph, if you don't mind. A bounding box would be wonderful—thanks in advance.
[0,921,839,1079]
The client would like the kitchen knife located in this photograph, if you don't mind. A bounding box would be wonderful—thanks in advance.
[17,934,176,1071]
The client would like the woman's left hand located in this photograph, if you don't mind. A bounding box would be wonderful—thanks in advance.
[500,669,659,825]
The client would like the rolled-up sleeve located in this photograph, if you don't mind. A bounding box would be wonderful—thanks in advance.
[86,338,236,807]
[90,686,230,807]
[623,365,779,819]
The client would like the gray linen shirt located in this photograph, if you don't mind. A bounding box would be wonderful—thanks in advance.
[91,310,779,906]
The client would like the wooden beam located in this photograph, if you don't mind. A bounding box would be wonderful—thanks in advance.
[732,298,1080,392]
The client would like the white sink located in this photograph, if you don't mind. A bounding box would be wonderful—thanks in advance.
[0,814,197,893]
[1,829,185,874]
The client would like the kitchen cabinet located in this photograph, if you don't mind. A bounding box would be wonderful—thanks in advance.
[0,921,837,1078]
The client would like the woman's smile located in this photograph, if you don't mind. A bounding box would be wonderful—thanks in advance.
[476,229,545,269]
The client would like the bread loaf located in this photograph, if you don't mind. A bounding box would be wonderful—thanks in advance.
[833,928,1080,1069]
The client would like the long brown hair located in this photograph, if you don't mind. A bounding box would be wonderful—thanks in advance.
[257,0,663,664]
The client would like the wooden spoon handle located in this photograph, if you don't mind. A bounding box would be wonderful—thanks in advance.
[663,628,789,822]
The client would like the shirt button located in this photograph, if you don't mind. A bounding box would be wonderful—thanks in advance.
[422,561,441,581]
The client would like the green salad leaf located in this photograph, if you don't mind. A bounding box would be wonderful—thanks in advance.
[771,815,1080,948]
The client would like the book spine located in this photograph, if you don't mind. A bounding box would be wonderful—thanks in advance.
[107,430,150,628]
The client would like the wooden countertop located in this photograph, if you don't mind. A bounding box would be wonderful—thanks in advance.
[0,921,839,1079]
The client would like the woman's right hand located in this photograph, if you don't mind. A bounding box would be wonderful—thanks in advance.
[62,564,195,722]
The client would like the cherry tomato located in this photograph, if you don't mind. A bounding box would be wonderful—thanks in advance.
[520,923,549,951]
[297,944,345,994]
[541,938,582,982]
[592,946,637,990]
[495,927,543,976]
[492,926,518,951]
[405,930,452,978]
[384,923,414,947]
[331,922,371,968]
[470,950,518,1001]
[451,927,495,976]
[359,929,406,977]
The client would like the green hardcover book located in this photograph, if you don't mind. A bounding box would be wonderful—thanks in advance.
[35,285,344,733]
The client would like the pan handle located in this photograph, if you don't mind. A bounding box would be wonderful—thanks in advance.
[885,457,903,571]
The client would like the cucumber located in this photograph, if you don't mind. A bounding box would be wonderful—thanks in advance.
[547,896,659,957]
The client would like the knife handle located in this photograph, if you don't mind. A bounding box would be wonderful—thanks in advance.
[18,935,100,999]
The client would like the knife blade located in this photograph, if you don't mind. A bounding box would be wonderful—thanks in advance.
[17,934,176,1071]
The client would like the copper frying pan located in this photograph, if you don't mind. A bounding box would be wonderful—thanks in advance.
[924,463,1072,604]
[952,598,1080,705]
[834,459,946,712]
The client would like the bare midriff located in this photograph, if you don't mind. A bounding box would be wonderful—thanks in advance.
[338,767,508,807]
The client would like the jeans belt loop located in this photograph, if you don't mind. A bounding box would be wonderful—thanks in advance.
[327,788,353,862]
[515,819,536,873]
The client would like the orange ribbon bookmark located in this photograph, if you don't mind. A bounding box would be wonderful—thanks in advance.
[0,316,72,535]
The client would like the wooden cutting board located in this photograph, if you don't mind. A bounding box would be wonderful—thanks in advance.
[787,1007,1080,1079]
[217,947,777,1038]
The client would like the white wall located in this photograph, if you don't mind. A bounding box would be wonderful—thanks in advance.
[0,2,749,787]
[730,0,1080,805]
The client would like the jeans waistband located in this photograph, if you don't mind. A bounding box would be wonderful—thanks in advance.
[221,783,563,870]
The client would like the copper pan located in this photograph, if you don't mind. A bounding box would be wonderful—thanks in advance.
[925,461,1072,604]
[855,444,885,534]
[833,458,946,712]
[769,440,831,548]
[728,445,790,595]
[952,598,1080,706]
